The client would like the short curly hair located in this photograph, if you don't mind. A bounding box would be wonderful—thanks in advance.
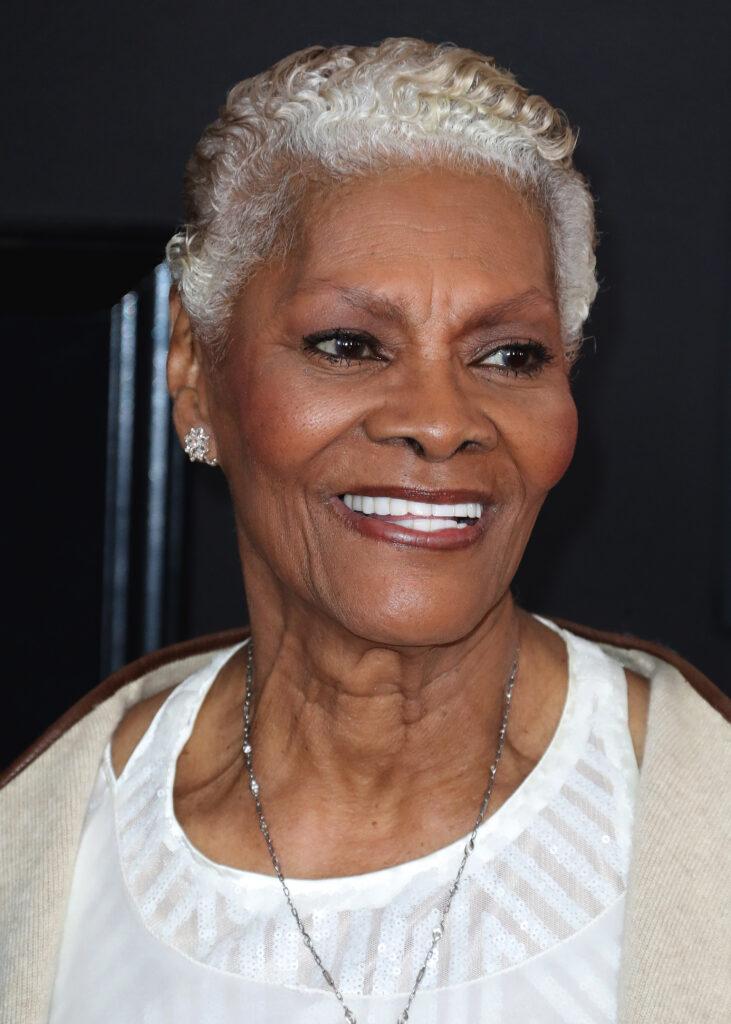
[166,37,597,364]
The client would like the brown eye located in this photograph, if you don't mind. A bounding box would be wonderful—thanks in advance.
[479,342,552,377]
[315,336,374,359]
[303,329,381,363]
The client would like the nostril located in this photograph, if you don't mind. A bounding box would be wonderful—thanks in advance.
[400,435,479,460]
[386,436,427,457]
[405,437,426,457]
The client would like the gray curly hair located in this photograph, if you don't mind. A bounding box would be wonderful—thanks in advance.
[166,37,597,364]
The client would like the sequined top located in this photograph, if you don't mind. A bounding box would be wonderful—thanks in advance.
[49,616,639,1023]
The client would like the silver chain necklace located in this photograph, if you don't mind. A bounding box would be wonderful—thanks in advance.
[242,639,519,1024]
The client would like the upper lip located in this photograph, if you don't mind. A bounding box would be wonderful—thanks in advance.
[336,485,490,504]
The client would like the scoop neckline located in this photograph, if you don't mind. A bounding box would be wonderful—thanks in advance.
[122,613,590,896]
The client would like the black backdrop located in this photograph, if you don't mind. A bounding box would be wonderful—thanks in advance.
[2,0,729,769]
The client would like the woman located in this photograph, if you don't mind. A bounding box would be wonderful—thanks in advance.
[1,37,728,1024]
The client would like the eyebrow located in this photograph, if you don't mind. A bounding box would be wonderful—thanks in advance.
[292,280,556,332]
[293,281,410,327]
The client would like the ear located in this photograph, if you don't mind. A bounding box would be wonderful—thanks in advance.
[167,286,218,462]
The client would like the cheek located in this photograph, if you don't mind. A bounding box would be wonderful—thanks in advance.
[222,356,355,479]
[545,394,579,485]
[508,388,578,497]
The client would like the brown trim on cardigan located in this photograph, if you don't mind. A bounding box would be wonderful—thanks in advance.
[2,619,727,791]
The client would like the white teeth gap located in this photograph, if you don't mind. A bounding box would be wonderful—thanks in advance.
[341,494,482,529]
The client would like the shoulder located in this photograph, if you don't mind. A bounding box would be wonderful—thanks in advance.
[110,687,175,778]
[111,636,250,782]
[111,634,247,786]
[551,616,728,716]
[528,613,651,766]
[542,615,730,765]
[625,668,650,767]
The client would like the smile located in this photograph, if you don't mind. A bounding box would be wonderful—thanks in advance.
[330,488,490,550]
[342,493,482,532]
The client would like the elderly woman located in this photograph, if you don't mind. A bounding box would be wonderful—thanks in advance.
[1,37,729,1024]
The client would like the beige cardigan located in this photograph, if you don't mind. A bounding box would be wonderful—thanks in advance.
[1,622,729,1024]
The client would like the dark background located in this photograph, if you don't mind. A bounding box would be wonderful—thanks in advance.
[2,1,729,770]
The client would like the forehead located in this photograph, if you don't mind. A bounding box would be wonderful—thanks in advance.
[292,167,553,292]
[237,166,558,331]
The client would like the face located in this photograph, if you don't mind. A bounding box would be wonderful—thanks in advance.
[194,167,577,645]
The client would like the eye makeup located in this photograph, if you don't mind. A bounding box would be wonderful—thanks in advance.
[302,328,383,366]
[303,328,554,378]
[475,340,554,378]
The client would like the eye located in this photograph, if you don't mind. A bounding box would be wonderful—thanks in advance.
[477,341,553,377]
[303,328,381,365]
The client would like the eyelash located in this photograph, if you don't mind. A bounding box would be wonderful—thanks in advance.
[302,329,384,368]
[302,329,554,378]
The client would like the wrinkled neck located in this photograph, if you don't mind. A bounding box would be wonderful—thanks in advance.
[244,590,523,802]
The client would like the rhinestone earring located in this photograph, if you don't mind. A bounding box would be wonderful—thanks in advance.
[184,426,218,466]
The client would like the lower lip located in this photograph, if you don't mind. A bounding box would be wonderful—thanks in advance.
[328,496,489,550]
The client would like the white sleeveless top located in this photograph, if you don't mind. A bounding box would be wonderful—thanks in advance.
[49,618,640,1023]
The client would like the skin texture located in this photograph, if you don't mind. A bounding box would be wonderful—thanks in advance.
[113,167,649,878]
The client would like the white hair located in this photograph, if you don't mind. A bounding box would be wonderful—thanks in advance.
[166,37,597,364]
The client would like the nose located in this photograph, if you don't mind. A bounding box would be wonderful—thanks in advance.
[362,360,498,462]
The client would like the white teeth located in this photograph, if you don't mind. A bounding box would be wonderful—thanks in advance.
[430,502,475,517]
[406,500,432,516]
[405,518,460,532]
[432,519,459,531]
[342,494,483,520]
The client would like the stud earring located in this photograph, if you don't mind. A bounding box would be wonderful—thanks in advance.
[184,426,218,466]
